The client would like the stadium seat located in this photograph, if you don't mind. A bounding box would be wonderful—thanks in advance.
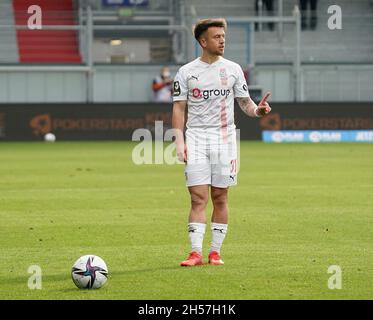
[13,0,82,63]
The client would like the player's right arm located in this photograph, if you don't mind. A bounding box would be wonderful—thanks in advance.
[172,68,188,162]
[172,100,187,162]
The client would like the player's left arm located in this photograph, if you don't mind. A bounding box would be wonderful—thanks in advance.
[236,92,272,118]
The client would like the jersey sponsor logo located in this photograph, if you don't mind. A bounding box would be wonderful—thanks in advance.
[243,84,248,92]
[191,88,231,100]
[173,81,181,96]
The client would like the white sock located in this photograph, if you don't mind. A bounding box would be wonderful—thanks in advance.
[188,223,206,254]
[210,223,228,254]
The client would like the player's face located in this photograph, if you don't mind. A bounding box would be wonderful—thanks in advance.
[201,27,225,56]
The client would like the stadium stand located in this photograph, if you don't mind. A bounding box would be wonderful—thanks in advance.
[0,0,19,63]
[254,0,373,63]
[0,0,372,103]
[2,0,372,65]
[12,0,81,63]
[187,0,373,64]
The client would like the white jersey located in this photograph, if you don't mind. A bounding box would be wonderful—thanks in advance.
[173,57,250,137]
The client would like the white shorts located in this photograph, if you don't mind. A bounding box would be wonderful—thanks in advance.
[185,130,238,188]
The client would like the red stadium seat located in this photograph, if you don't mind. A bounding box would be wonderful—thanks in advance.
[13,0,82,63]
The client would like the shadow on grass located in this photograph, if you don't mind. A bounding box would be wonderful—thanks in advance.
[1,264,197,288]
[109,264,191,277]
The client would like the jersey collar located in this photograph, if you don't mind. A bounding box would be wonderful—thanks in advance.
[198,56,222,66]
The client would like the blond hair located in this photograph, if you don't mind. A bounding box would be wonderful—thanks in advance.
[193,18,227,43]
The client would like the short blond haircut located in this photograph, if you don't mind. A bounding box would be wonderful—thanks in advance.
[193,18,227,44]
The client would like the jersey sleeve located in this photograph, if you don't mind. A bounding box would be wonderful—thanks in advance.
[173,69,188,101]
[233,65,250,98]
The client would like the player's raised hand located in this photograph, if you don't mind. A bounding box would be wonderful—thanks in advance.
[256,92,272,117]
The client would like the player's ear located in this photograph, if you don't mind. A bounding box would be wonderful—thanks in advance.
[199,37,207,48]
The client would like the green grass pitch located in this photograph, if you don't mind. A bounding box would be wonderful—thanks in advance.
[0,141,372,300]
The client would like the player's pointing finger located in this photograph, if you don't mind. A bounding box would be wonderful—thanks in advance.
[259,92,271,106]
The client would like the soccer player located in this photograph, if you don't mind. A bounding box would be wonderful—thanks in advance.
[172,18,271,266]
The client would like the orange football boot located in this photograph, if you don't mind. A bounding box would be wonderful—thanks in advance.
[180,251,203,267]
[208,251,224,265]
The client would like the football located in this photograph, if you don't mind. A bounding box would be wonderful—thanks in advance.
[71,255,108,289]
[44,133,56,142]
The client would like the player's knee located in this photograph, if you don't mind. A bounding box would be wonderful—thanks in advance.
[211,191,228,209]
[212,198,227,210]
[190,193,208,210]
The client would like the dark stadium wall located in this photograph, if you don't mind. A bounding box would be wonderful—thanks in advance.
[0,103,373,141]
